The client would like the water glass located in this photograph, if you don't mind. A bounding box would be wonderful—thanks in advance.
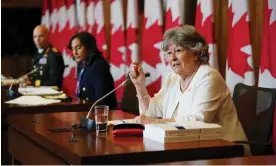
[94,105,109,134]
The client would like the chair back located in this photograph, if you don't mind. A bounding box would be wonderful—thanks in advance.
[233,83,276,155]
[120,75,139,115]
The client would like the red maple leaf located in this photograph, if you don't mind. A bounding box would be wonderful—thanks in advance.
[110,25,125,66]
[141,18,163,95]
[94,24,107,59]
[165,8,182,30]
[195,3,215,43]
[126,27,138,65]
[61,6,78,96]
[227,7,253,78]
[260,6,276,78]
[141,18,162,66]
[109,24,126,101]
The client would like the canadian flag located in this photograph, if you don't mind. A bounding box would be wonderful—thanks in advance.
[49,0,60,50]
[76,0,87,32]
[165,0,184,30]
[94,0,107,58]
[61,0,78,96]
[42,0,77,96]
[126,0,139,65]
[141,0,163,96]
[41,0,51,30]
[195,0,219,71]
[86,0,96,35]
[56,0,67,51]
[109,0,127,101]
[162,0,184,85]
[258,0,276,153]
[258,0,276,88]
[226,0,255,94]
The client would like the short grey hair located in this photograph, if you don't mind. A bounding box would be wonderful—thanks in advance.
[161,25,209,64]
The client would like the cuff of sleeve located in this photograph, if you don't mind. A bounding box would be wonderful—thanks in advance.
[145,98,163,118]
[145,98,155,117]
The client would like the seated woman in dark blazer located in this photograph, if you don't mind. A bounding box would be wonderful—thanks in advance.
[68,32,117,109]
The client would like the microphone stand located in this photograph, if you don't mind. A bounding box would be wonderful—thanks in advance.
[9,68,38,90]
[79,79,130,131]
[76,73,150,131]
[7,68,38,99]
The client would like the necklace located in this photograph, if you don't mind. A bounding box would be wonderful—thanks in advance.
[180,66,200,92]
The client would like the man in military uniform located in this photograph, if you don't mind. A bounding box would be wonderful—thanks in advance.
[29,25,65,89]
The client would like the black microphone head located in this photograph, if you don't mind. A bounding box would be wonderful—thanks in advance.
[145,73,150,77]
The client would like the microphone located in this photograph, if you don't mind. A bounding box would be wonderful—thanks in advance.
[77,72,150,131]
[86,72,150,118]
[9,68,38,90]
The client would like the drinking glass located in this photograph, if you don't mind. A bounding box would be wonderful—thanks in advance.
[94,105,109,134]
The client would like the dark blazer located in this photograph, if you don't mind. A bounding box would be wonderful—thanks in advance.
[77,53,117,109]
[30,44,65,89]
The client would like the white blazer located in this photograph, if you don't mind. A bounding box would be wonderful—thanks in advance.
[145,65,248,143]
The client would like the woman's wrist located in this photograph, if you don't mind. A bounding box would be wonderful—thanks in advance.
[135,85,148,96]
[134,83,146,89]
[135,84,147,91]
[136,94,150,99]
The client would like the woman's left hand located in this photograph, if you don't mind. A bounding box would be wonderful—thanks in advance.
[133,114,156,124]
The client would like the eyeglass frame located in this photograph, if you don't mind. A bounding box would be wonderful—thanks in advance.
[163,45,191,61]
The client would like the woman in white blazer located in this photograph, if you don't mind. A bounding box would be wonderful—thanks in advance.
[129,25,249,154]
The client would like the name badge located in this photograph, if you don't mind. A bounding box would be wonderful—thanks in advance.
[39,57,47,65]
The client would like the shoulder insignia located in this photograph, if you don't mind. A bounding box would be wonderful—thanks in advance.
[52,47,58,53]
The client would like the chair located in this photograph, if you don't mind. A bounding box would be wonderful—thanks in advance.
[233,83,276,155]
[119,75,140,115]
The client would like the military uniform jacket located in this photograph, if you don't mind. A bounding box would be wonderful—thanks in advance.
[31,44,65,89]
[76,53,117,109]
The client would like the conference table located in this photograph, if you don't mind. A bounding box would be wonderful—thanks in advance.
[7,110,244,165]
[1,85,93,115]
[2,98,92,115]
[1,85,93,165]
[158,155,276,165]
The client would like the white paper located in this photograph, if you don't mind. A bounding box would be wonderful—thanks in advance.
[5,96,61,106]
[18,87,62,96]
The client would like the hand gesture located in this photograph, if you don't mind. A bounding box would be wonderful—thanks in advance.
[129,62,146,87]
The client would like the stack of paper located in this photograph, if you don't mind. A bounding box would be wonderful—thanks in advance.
[143,122,223,143]
[18,87,62,96]
[5,96,61,106]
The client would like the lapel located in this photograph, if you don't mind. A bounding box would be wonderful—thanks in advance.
[79,65,87,89]
[165,66,203,119]
[165,77,182,118]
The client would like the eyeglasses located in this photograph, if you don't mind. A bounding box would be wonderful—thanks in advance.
[164,47,185,60]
